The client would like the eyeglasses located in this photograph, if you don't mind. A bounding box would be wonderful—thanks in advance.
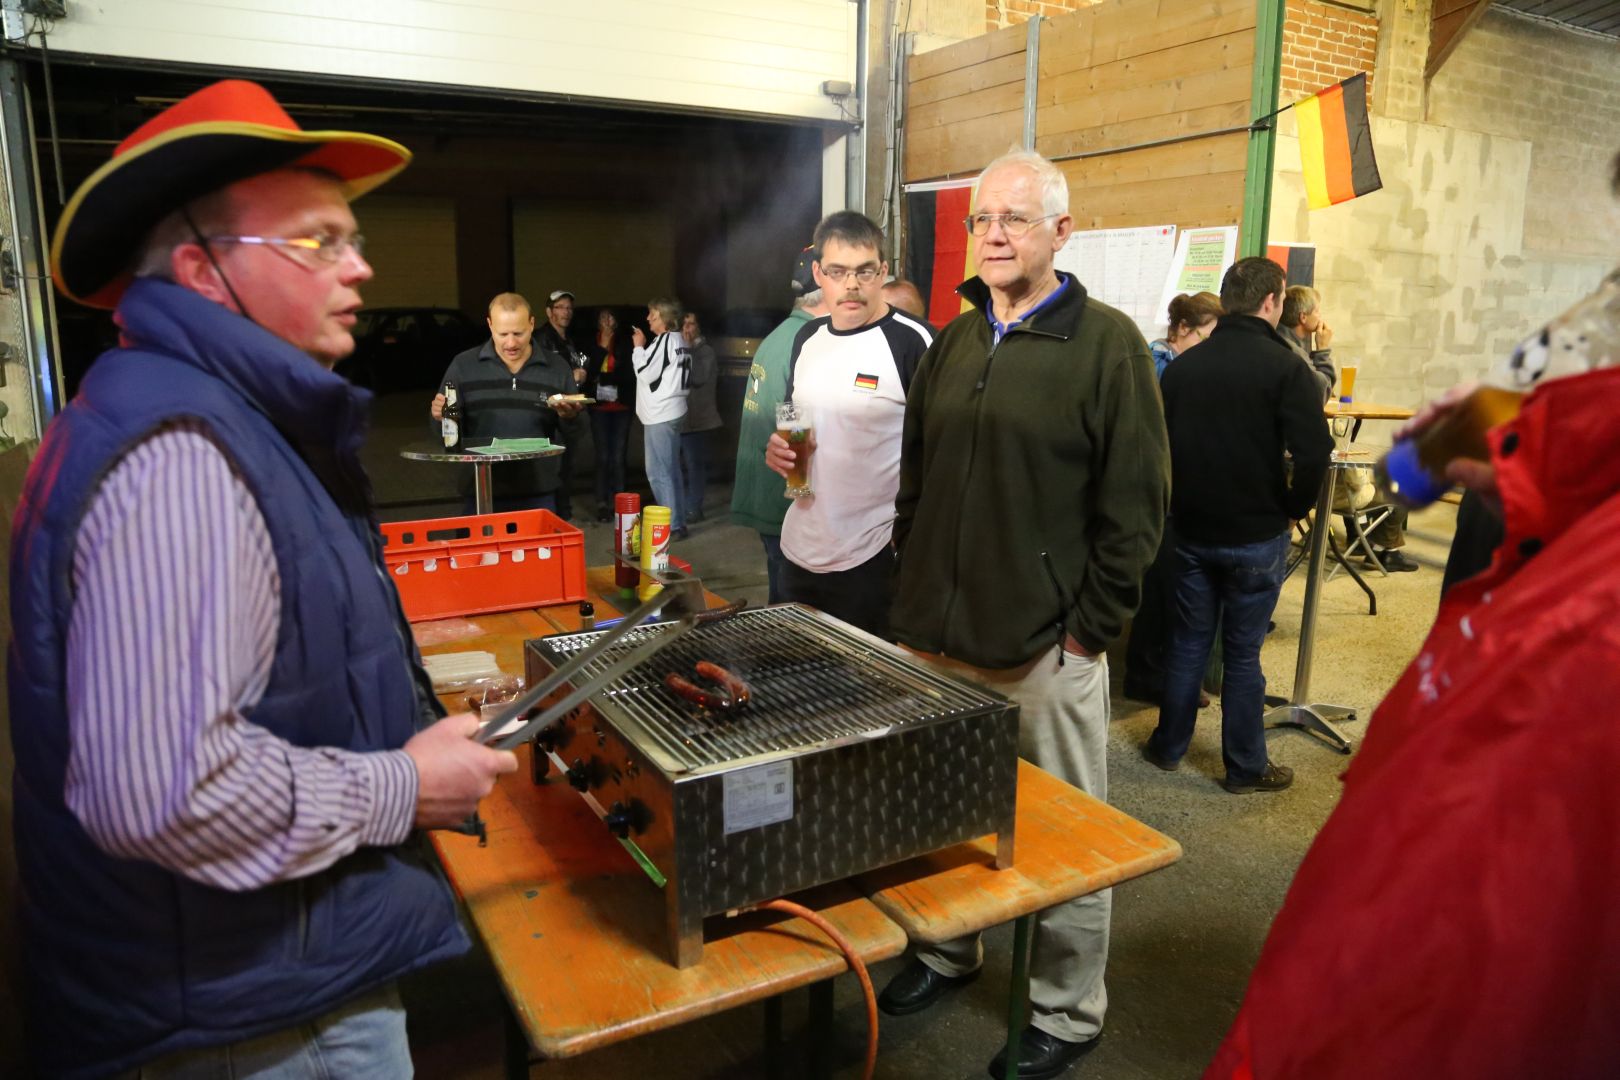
[820,264,882,285]
[207,233,366,265]
[963,213,1056,238]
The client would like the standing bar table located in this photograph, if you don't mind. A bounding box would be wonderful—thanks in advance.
[1265,402,1414,753]
[400,441,564,515]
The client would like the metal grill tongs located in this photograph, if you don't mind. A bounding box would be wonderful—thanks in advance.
[472,570,711,751]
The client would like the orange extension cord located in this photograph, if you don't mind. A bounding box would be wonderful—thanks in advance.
[757,898,879,1080]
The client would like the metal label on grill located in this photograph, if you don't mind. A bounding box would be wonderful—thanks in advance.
[722,761,794,835]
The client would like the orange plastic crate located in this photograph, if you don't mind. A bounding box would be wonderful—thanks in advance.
[381,509,586,622]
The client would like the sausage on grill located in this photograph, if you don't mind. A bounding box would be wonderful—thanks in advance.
[664,662,751,712]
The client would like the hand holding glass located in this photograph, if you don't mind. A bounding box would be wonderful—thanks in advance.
[775,402,814,499]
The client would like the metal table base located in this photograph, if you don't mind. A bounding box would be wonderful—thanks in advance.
[1266,458,1357,754]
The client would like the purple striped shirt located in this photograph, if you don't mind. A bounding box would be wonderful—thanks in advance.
[64,423,418,892]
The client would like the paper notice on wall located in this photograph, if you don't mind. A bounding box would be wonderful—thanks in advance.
[1054,224,1178,340]
[1156,225,1239,332]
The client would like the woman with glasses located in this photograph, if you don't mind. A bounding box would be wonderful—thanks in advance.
[1149,291,1223,380]
[1125,291,1226,707]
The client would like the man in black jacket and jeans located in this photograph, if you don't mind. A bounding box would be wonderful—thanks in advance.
[1146,257,1333,794]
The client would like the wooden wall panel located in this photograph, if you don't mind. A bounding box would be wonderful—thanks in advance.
[905,0,1257,235]
[903,23,1029,182]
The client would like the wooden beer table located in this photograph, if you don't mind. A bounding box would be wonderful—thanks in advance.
[422,568,908,1078]
[421,571,1184,1078]
[856,762,1183,1080]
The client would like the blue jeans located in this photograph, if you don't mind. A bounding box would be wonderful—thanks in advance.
[1149,530,1290,783]
[760,532,786,604]
[590,407,632,507]
[127,984,410,1078]
[642,418,684,528]
[680,429,711,519]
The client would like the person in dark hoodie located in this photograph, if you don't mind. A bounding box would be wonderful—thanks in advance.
[1144,257,1333,793]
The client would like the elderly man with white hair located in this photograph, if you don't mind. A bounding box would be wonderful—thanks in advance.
[883,148,1169,1078]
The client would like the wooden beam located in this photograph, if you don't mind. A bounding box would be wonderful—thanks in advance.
[1426,0,1492,81]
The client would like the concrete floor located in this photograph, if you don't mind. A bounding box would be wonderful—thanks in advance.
[373,395,1454,1080]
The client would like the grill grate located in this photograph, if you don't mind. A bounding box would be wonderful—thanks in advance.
[535,606,1002,770]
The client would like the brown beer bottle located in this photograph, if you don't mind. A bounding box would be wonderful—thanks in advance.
[1373,385,1523,508]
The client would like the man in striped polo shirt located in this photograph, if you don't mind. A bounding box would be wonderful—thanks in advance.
[765,211,934,639]
[10,81,516,1078]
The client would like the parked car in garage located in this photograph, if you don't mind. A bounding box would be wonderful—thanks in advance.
[336,307,485,394]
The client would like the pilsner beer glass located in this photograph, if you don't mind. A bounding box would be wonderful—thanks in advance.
[775,402,814,499]
[1339,364,1359,401]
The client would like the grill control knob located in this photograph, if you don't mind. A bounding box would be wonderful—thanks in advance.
[566,758,590,792]
[603,801,633,839]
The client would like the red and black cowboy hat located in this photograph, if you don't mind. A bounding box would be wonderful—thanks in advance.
[50,79,411,310]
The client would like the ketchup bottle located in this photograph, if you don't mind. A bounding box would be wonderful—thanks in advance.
[614,492,641,589]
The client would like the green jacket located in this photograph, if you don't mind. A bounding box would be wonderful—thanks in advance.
[730,308,814,535]
[891,274,1169,668]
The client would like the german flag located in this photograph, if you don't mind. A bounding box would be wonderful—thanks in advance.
[904,182,975,328]
[1295,72,1382,210]
[1265,243,1316,287]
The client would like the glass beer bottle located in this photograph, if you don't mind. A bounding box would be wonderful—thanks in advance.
[1373,384,1524,508]
[441,382,463,450]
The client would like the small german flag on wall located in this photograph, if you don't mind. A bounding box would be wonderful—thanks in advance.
[904,182,976,329]
[1295,72,1382,210]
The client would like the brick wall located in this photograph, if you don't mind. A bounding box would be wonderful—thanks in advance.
[985,0,1100,31]
[1282,0,1379,101]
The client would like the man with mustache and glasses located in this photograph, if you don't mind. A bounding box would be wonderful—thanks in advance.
[764,211,934,639]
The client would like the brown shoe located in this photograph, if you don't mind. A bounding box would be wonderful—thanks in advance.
[1222,762,1294,794]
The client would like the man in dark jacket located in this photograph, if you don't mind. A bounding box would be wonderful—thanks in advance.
[880,149,1169,1080]
[1280,284,1336,400]
[1145,257,1333,793]
[14,80,516,1078]
[431,292,583,512]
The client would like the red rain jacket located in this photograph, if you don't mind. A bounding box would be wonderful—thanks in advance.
[1206,365,1620,1080]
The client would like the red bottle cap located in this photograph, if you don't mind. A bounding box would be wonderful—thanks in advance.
[614,492,640,513]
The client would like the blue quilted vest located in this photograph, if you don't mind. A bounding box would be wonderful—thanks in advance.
[8,280,467,1078]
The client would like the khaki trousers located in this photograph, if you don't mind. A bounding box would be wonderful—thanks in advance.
[913,645,1111,1043]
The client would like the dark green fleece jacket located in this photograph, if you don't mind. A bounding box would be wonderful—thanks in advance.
[890,273,1169,668]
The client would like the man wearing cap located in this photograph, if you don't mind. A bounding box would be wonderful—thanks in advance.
[732,246,829,601]
[430,291,582,512]
[15,80,517,1077]
[537,288,589,519]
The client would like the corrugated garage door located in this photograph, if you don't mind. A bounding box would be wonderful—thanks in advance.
[12,0,855,124]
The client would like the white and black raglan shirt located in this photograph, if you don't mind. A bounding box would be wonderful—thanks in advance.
[780,308,934,573]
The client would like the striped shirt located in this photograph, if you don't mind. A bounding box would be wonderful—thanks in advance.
[64,423,418,892]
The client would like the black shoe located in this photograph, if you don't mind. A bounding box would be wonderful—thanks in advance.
[876,959,977,1016]
[987,1027,1101,1080]
[673,526,690,541]
[1222,761,1294,794]
[1142,740,1179,772]
[686,510,704,523]
[595,505,611,524]
[1366,549,1419,572]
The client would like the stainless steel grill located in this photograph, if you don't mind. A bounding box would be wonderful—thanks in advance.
[524,604,1020,967]
[541,606,1001,771]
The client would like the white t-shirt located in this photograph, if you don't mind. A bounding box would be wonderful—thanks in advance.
[632,331,690,425]
[780,309,934,573]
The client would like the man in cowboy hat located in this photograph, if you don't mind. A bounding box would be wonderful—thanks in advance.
[11,80,517,1077]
